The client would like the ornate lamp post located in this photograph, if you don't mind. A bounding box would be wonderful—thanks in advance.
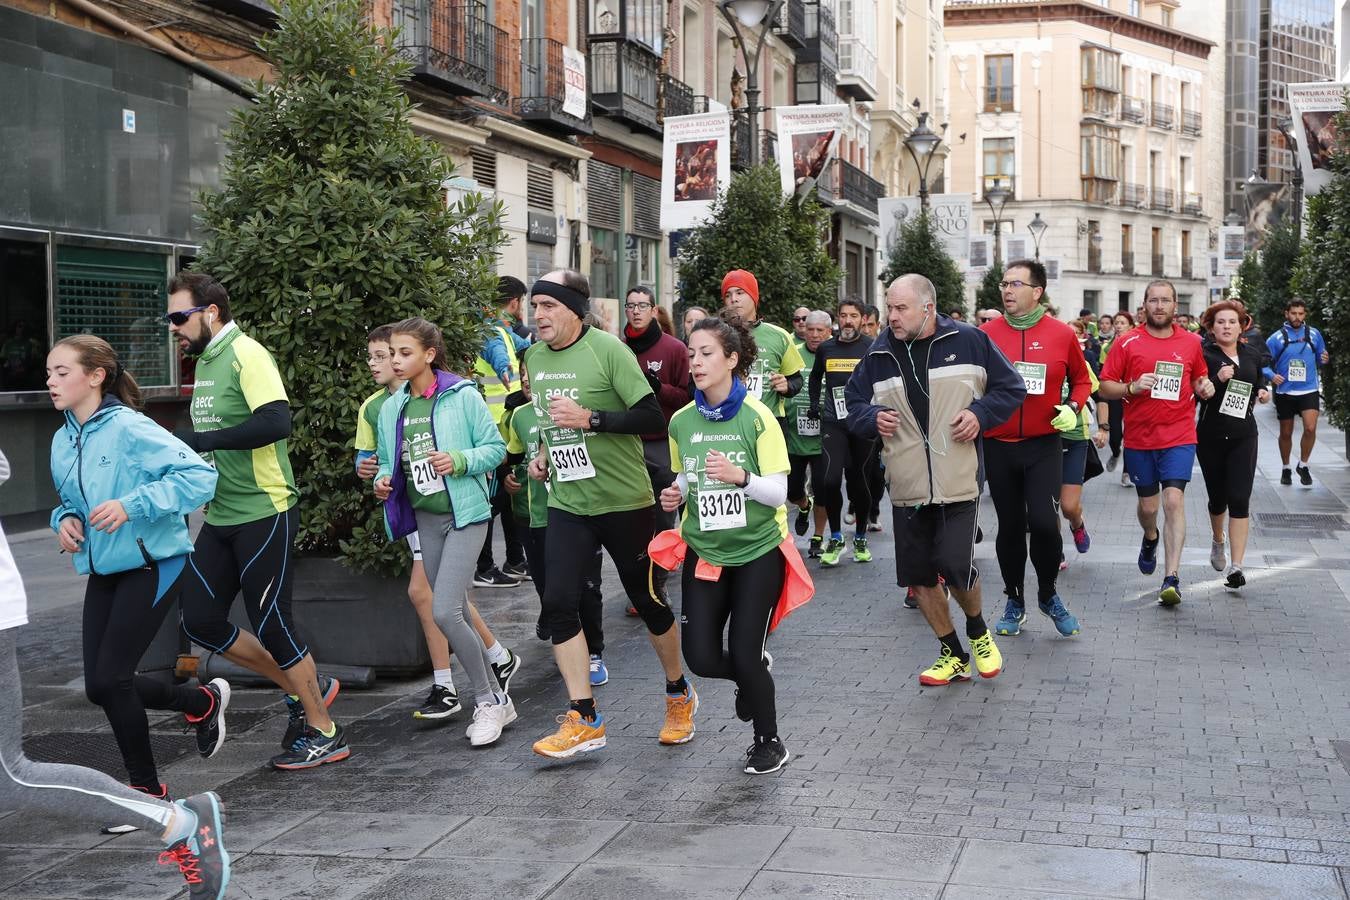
[984,178,1011,265]
[717,0,783,168]
[902,109,943,209]
[1028,211,1048,261]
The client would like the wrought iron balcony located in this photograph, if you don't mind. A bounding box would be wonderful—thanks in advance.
[773,0,808,48]
[798,1,838,69]
[1182,192,1203,216]
[762,129,778,163]
[395,0,511,105]
[1181,109,1201,136]
[1151,187,1174,211]
[1122,183,1147,208]
[838,159,883,213]
[1151,253,1165,276]
[1121,251,1135,275]
[588,34,661,135]
[1121,96,1146,124]
[516,37,592,135]
[837,36,878,101]
[1150,101,1174,129]
[661,73,695,120]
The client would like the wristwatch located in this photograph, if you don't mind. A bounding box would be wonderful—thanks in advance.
[588,411,602,432]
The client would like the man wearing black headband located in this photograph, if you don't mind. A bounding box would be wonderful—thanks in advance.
[524,269,697,759]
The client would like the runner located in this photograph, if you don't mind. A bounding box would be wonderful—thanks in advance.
[720,269,805,421]
[1099,280,1215,606]
[659,312,806,774]
[808,298,875,566]
[166,272,348,770]
[861,304,881,340]
[861,304,886,531]
[976,309,1001,326]
[0,452,230,899]
[1055,366,1107,573]
[1265,298,1328,486]
[682,305,709,341]
[791,306,811,341]
[980,260,1090,637]
[523,270,694,758]
[846,274,1024,686]
[1103,311,1137,481]
[46,336,227,832]
[354,325,520,721]
[785,310,830,558]
[1198,301,1270,589]
[373,317,517,747]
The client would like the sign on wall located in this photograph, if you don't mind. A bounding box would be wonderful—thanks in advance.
[660,112,732,231]
[877,194,972,270]
[562,47,588,120]
[1288,81,1348,198]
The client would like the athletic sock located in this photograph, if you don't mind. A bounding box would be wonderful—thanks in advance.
[161,805,196,847]
[433,668,454,689]
[938,632,968,661]
[831,531,843,542]
[317,722,337,739]
[666,675,689,697]
[965,614,988,638]
[570,698,597,722]
[485,641,509,666]
[287,693,299,702]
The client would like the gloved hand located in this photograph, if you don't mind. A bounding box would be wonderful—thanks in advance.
[806,406,821,422]
[643,370,663,395]
[1050,404,1079,433]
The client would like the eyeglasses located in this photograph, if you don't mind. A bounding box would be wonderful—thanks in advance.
[161,306,210,326]
[997,280,1042,291]
[792,316,808,322]
[367,353,390,364]
[624,302,653,311]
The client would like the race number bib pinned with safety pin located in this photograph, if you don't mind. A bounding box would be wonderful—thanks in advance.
[1014,361,1047,396]
[1288,360,1308,383]
[832,386,848,419]
[1151,362,1183,401]
[1219,379,1253,419]
[697,480,747,531]
[548,432,596,482]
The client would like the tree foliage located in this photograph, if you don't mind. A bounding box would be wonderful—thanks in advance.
[880,210,967,316]
[974,261,1003,314]
[1236,219,1301,336]
[193,0,506,574]
[675,164,841,327]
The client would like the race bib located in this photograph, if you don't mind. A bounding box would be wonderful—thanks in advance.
[1288,360,1308,383]
[696,483,747,531]
[796,410,820,436]
[548,435,596,482]
[1219,379,1253,419]
[744,369,764,397]
[1151,362,1183,401]
[1014,361,1047,396]
[407,433,444,497]
[832,386,848,419]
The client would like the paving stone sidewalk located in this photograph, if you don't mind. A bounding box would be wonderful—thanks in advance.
[4,404,1350,898]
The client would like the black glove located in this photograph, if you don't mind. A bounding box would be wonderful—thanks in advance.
[806,406,820,421]
[503,389,529,412]
[174,428,202,453]
[644,370,663,395]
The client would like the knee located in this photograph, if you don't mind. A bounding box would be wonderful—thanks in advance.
[84,671,128,707]
[407,582,432,610]
[543,589,582,645]
[681,641,721,678]
[1162,493,1185,516]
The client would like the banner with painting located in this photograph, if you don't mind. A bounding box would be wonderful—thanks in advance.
[660,112,732,231]
[774,104,849,197]
[878,194,973,270]
[1288,81,1348,197]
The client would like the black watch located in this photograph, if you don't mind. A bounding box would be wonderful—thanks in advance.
[588,411,602,432]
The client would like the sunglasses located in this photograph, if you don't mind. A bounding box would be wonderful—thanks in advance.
[792,316,807,322]
[978,316,999,323]
[161,306,210,326]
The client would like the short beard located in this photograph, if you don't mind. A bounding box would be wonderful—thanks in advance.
[840,325,858,341]
[182,322,212,357]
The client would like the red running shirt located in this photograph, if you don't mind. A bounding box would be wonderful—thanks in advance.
[1100,325,1206,450]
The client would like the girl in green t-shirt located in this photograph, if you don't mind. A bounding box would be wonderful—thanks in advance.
[660,313,792,775]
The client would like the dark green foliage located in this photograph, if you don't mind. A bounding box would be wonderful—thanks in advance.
[974,261,1003,314]
[1238,219,1301,336]
[193,0,506,574]
[880,210,967,316]
[675,164,841,328]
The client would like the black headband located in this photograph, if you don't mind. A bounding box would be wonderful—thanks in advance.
[530,279,590,320]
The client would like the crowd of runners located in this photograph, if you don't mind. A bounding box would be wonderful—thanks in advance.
[0,259,1329,898]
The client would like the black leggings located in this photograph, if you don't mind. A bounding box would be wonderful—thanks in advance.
[1197,431,1259,518]
[180,508,310,670]
[84,558,209,790]
[984,435,1063,603]
[787,453,825,506]
[525,526,605,656]
[680,546,783,739]
[864,446,884,519]
[821,423,873,534]
[542,506,675,645]
[477,464,526,573]
[1106,399,1124,458]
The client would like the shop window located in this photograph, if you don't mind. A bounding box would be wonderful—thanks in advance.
[0,239,49,393]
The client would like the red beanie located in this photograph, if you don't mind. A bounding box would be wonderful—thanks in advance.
[721,269,760,305]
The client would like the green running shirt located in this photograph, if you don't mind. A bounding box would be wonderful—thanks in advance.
[505,401,549,529]
[783,341,821,456]
[400,396,452,515]
[746,321,805,417]
[354,388,391,454]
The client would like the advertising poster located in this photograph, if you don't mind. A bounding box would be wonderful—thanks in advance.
[1288,81,1348,197]
[1244,181,1290,249]
[1044,258,1061,284]
[562,46,588,120]
[1218,225,1246,275]
[660,112,731,231]
[968,235,991,272]
[774,104,848,196]
[878,194,972,269]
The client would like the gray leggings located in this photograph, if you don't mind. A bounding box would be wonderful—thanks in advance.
[414,513,499,706]
[0,629,173,832]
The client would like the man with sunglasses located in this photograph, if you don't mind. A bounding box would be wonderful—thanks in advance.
[791,307,811,341]
[980,260,1091,639]
[164,272,347,770]
[977,309,1002,326]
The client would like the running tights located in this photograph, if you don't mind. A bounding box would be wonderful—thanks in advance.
[787,453,824,506]
[984,435,1063,603]
[821,424,873,534]
[416,514,499,706]
[1197,432,1259,518]
[525,526,605,656]
[679,547,783,739]
[1106,398,1124,458]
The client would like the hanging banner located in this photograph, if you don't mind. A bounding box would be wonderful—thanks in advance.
[660,112,731,231]
[1003,236,1029,264]
[1288,81,1348,198]
[968,235,991,272]
[878,194,972,270]
[775,104,849,197]
[562,47,588,120]
[1218,225,1245,275]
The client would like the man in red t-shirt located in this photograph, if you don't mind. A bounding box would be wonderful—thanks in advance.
[1100,281,1215,606]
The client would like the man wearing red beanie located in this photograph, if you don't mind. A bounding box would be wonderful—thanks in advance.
[721,269,805,420]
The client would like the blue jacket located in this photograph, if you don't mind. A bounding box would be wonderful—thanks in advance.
[481,319,531,382]
[1263,323,1327,394]
[375,370,506,539]
[50,397,217,576]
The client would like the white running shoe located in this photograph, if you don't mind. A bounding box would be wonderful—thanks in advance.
[466,697,517,747]
[1210,539,1227,572]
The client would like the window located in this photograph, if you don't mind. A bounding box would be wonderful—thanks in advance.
[984,55,1013,111]
[982,137,1015,194]
[1080,124,1120,202]
[1129,0,1140,14]
[1161,7,1172,27]
[590,227,619,300]
[1081,46,1120,118]
[0,238,50,393]
[56,245,172,388]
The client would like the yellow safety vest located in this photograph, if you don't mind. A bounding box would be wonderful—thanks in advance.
[474,325,521,425]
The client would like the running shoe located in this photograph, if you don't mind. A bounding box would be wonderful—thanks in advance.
[532,710,606,758]
[658,685,699,745]
[1280,467,1293,485]
[867,518,883,533]
[186,678,230,759]
[271,723,350,770]
[492,648,521,695]
[1158,575,1182,607]
[819,538,845,567]
[1059,554,1069,571]
[159,791,230,900]
[589,654,609,686]
[1210,539,1227,572]
[1224,565,1246,589]
[1120,470,1131,487]
[413,684,460,720]
[903,586,919,609]
[969,631,1003,678]
[102,783,169,835]
[1072,522,1091,554]
[1038,594,1081,636]
[281,675,340,749]
[919,647,971,686]
[466,697,517,747]
[994,599,1026,636]
[807,535,824,559]
[1298,464,1313,486]
[472,567,517,588]
[744,736,790,775]
[794,500,813,536]
[852,536,872,563]
[502,559,531,581]
[1138,532,1160,575]
[1106,453,1119,472]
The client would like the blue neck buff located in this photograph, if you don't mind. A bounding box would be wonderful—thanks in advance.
[694,376,747,422]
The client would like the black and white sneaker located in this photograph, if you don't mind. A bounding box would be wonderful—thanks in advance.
[281,674,339,749]
[412,684,461,720]
[187,678,230,759]
[501,559,531,581]
[473,567,517,588]
[1297,464,1313,486]
[492,648,522,695]
[1224,565,1246,589]
[744,736,790,774]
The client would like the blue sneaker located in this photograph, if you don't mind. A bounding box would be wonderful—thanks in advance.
[994,598,1026,636]
[281,674,339,749]
[589,654,609,686]
[1038,594,1081,636]
[1158,575,1182,607]
[1138,533,1160,575]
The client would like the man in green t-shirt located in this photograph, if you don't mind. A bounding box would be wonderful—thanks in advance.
[166,272,347,772]
[785,310,831,557]
[720,269,805,418]
[523,269,695,760]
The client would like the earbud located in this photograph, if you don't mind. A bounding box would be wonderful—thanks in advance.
[207,313,214,326]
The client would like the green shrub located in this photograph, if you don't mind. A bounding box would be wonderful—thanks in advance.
[880,210,967,316]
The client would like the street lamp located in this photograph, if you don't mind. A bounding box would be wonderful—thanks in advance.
[984,178,1011,266]
[1028,212,1048,261]
[902,109,944,209]
[1278,117,1305,240]
[717,0,783,168]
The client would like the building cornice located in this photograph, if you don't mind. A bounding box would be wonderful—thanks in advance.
[409,112,492,149]
[943,2,1213,59]
[474,116,593,162]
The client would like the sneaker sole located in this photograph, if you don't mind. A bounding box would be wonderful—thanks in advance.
[412,704,461,720]
[101,823,140,835]
[659,692,699,745]
[976,663,1002,678]
[918,672,972,686]
[321,677,341,708]
[272,746,351,770]
[1158,590,1181,607]
[472,581,517,589]
[819,559,841,567]
[1226,577,1246,590]
[853,555,872,563]
[994,624,1023,636]
[533,735,607,759]
[745,748,791,775]
[1037,609,1080,636]
[201,678,231,759]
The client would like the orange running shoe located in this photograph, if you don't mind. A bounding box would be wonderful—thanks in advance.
[532,710,606,759]
[658,685,699,745]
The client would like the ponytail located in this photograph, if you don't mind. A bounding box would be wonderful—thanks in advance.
[52,335,142,410]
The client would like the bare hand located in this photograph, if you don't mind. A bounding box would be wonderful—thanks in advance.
[548,395,591,430]
[876,409,901,438]
[57,516,84,553]
[374,476,392,501]
[1092,430,1108,449]
[1194,376,1216,400]
[704,450,744,486]
[528,454,549,481]
[660,484,683,512]
[1321,350,1330,365]
[504,472,522,495]
[429,451,455,476]
[1258,389,1271,404]
[1134,372,1159,393]
[950,409,981,443]
[769,373,789,394]
[357,455,379,480]
[1271,373,1285,386]
[1217,364,1234,383]
[89,500,129,534]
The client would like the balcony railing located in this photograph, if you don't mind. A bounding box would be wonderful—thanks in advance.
[837,36,879,101]
[1151,187,1174,211]
[1121,251,1135,275]
[395,0,511,104]
[661,72,695,120]
[762,129,778,163]
[838,159,883,213]
[1182,192,1203,216]
[588,34,660,134]
[730,114,777,169]
[1121,96,1146,124]
[1150,101,1174,129]
[1151,253,1165,276]
[773,0,808,48]
[1181,257,1194,279]
[1122,183,1147,208]
[1181,109,1201,136]
[516,37,591,135]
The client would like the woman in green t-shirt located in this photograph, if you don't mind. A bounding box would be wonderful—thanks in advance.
[660,313,792,775]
